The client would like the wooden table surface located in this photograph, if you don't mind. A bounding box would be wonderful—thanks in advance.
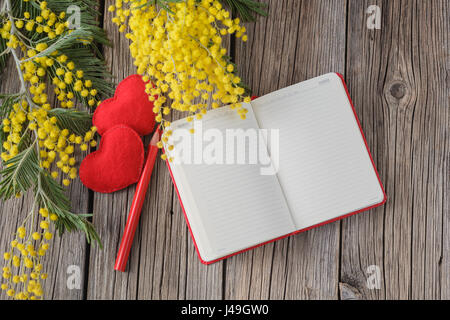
[0,0,448,300]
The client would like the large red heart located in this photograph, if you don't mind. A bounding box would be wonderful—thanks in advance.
[93,75,156,136]
[80,125,144,193]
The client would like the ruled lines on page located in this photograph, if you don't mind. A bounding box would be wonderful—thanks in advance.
[168,105,296,259]
[252,73,384,229]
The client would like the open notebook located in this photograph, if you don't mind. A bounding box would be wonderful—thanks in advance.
[164,73,386,264]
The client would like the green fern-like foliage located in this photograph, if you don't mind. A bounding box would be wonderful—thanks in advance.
[35,171,101,247]
[0,0,113,246]
[221,0,267,22]
[9,0,114,97]
[47,108,93,136]
[0,141,39,199]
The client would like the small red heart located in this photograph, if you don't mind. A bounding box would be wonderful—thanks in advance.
[80,125,144,193]
[93,75,156,136]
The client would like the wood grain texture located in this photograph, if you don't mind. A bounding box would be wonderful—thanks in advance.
[86,1,144,299]
[341,0,449,300]
[224,0,346,300]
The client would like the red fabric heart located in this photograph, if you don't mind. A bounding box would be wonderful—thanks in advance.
[79,125,144,193]
[93,75,156,136]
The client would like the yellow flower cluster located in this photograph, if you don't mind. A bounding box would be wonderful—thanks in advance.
[1,1,68,49]
[0,1,99,111]
[110,0,252,159]
[0,1,100,186]
[2,100,97,186]
[1,208,56,300]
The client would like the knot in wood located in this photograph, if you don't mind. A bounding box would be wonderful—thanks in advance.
[389,82,406,99]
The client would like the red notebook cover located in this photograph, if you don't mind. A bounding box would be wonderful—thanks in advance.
[166,73,387,265]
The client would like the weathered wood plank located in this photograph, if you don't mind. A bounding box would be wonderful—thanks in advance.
[435,0,449,300]
[225,0,347,300]
[339,0,387,301]
[87,0,223,299]
[341,0,449,300]
[86,1,142,299]
[43,178,89,300]
[407,0,448,300]
[0,48,88,301]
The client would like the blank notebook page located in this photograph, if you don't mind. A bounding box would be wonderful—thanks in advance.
[168,106,296,261]
[251,73,385,229]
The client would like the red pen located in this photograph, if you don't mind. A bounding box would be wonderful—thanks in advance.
[114,128,161,272]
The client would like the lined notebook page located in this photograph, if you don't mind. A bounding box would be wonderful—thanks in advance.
[167,106,296,261]
[251,73,385,229]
